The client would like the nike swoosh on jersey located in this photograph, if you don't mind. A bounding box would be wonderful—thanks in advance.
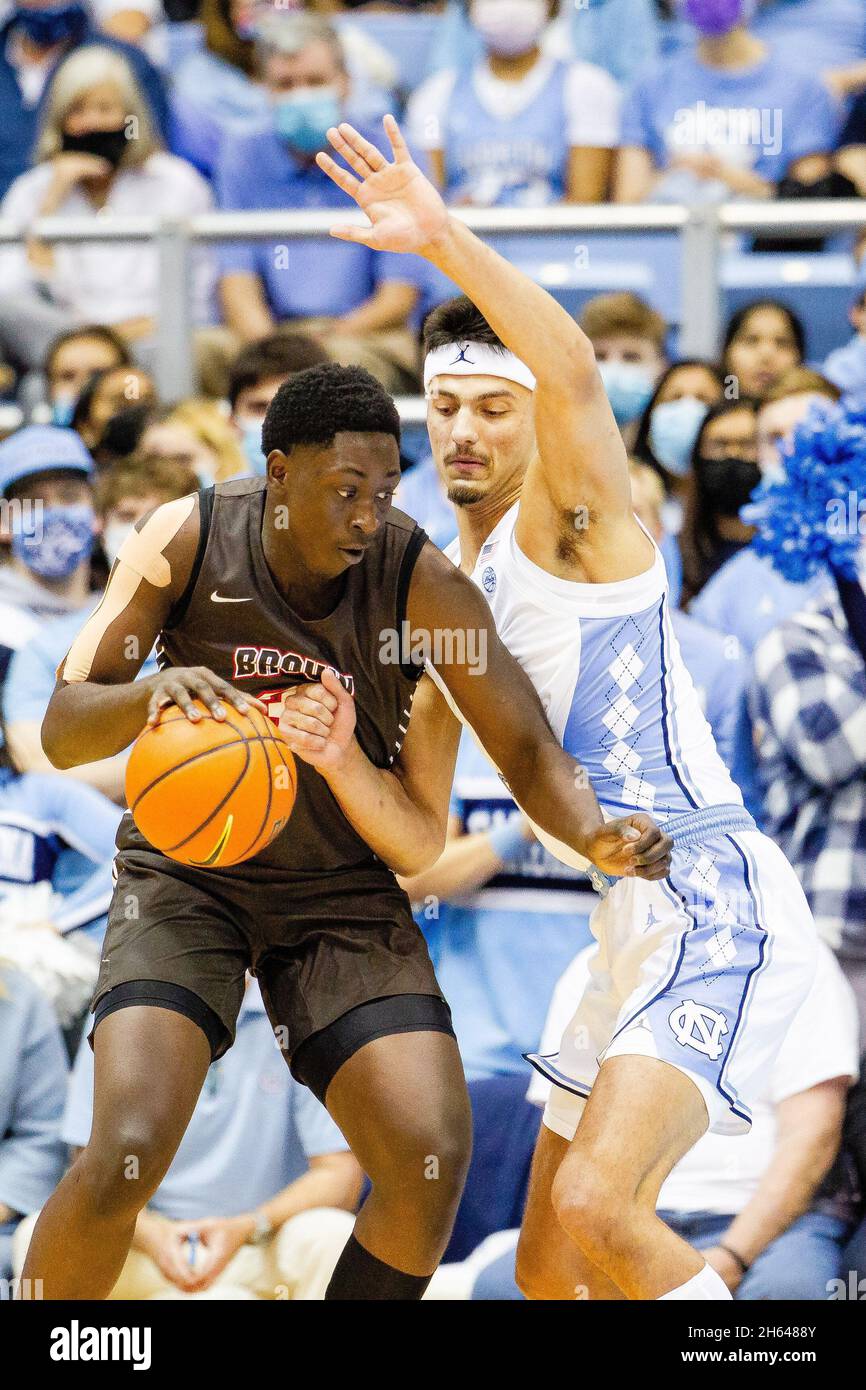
[210,591,253,603]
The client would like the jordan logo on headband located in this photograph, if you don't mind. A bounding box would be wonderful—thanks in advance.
[424,341,537,394]
[451,344,476,366]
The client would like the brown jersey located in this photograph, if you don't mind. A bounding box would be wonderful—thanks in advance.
[116,477,427,887]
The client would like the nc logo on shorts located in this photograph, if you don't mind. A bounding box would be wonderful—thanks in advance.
[668,1000,729,1061]
[482,566,496,593]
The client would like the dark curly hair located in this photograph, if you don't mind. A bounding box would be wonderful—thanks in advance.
[261,363,401,457]
[422,295,505,355]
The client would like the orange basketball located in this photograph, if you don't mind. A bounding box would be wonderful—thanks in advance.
[125,700,297,868]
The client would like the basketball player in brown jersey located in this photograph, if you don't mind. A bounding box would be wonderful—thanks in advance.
[22,362,671,1302]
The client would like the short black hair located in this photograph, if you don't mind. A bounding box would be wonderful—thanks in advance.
[261,362,401,456]
[228,332,330,409]
[422,294,506,356]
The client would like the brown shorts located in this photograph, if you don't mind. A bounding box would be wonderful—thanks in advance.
[93,848,446,1064]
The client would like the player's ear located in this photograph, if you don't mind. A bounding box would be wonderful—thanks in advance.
[267,451,288,483]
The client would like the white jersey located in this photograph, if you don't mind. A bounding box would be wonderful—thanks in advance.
[428,500,818,1136]
[428,502,742,867]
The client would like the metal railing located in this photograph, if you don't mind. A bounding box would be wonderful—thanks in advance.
[1,200,864,405]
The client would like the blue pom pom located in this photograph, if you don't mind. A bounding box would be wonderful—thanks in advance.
[752,395,866,583]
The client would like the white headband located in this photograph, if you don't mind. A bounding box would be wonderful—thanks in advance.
[423,341,537,395]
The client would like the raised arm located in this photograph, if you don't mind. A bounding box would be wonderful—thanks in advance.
[315,116,651,575]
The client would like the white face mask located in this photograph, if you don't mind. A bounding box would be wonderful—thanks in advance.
[102,518,134,568]
[470,0,548,58]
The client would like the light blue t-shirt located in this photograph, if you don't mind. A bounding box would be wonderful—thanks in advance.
[621,43,841,185]
[670,609,745,772]
[689,545,827,655]
[419,735,595,1081]
[0,968,67,1229]
[215,116,417,320]
[62,982,348,1221]
[2,609,159,729]
[438,59,572,208]
[752,0,866,70]
[0,768,119,936]
[824,336,866,396]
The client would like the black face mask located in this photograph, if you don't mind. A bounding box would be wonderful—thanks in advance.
[698,457,762,520]
[61,127,129,169]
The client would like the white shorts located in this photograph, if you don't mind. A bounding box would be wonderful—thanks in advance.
[527,826,818,1140]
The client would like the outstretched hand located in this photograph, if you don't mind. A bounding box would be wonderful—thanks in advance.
[585,813,673,882]
[315,114,450,255]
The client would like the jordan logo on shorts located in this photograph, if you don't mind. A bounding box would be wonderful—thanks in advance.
[668,1000,729,1061]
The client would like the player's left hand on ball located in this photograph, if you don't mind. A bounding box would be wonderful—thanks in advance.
[586,814,672,881]
[278,667,357,771]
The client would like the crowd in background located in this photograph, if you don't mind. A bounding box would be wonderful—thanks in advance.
[2,0,866,1301]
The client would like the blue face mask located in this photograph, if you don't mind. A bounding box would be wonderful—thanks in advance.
[51,396,76,428]
[598,361,657,428]
[13,3,88,47]
[648,396,709,477]
[12,502,95,580]
[274,89,342,156]
[240,420,267,476]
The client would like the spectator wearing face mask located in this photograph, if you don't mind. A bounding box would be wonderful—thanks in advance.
[214,13,422,395]
[631,358,725,603]
[406,0,622,207]
[429,0,660,89]
[689,370,841,651]
[2,452,197,804]
[614,0,841,205]
[0,0,168,200]
[226,332,330,477]
[578,292,668,452]
[634,359,726,489]
[722,300,806,402]
[678,395,761,606]
[170,0,396,179]
[42,325,132,429]
[0,46,214,378]
[0,426,97,688]
[69,363,156,459]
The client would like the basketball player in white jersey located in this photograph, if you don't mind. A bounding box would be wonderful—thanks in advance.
[308,116,819,1301]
